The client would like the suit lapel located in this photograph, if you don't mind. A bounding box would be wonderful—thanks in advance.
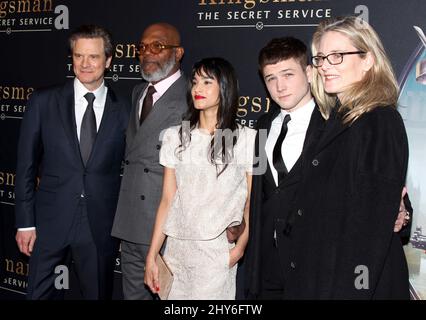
[132,84,146,128]
[314,107,348,154]
[57,81,122,168]
[139,88,177,134]
[124,84,145,153]
[57,81,81,162]
[127,76,186,154]
[296,105,326,175]
[88,86,119,164]
[97,85,119,137]
[277,105,325,188]
[259,106,280,188]
[302,106,326,154]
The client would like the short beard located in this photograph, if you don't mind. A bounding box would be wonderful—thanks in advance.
[140,53,176,83]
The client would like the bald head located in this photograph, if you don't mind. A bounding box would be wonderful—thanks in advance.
[142,23,181,46]
[138,22,184,83]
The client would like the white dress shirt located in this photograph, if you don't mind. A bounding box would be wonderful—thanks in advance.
[18,79,108,231]
[138,69,182,118]
[265,99,315,186]
[74,78,108,141]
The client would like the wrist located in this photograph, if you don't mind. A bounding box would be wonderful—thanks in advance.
[146,251,158,261]
[232,246,244,260]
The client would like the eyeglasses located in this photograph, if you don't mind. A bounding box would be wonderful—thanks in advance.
[137,41,180,55]
[311,51,366,67]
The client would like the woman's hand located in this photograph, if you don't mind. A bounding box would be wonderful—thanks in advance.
[228,246,244,268]
[394,186,410,232]
[144,254,160,294]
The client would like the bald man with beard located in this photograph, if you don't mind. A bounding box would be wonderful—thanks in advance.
[111,23,188,300]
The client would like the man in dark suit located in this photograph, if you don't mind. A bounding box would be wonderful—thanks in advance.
[244,37,411,299]
[244,37,323,299]
[15,25,130,299]
[111,23,188,300]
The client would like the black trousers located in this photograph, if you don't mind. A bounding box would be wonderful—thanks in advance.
[27,201,115,300]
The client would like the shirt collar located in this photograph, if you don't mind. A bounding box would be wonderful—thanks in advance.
[74,78,107,107]
[149,69,181,97]
[280,98,315,123]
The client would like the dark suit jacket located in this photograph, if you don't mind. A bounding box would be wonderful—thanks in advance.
[244,104,325,297]
[283,106,409,299]
[15,80,130,253]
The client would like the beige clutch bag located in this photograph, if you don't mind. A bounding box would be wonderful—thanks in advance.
[156,254,174,300]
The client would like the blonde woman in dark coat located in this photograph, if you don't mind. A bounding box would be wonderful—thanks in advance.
[283,16,410,299]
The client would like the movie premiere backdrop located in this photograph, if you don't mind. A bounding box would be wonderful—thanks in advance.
[1,0,426,300]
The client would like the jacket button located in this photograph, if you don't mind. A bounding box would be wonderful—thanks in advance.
[144,168,149,173]
[125,160,130,165]
[140,195,145,200]
[156,145,161,150]
[290,261,296,269]
[312,159,319,166]
[274,188,280,194]
[297,209,303,216]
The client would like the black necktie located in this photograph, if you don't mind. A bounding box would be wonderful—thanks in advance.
[80,92,97,166]
[273,114,291,184]
[140,85,156,125]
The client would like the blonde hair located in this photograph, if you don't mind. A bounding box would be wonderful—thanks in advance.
[311,16,399,124]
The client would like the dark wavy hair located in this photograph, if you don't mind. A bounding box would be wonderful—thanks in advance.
[177,57,239,176]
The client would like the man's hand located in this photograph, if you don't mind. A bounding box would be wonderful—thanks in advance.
[16,230,36,256]
[226,218,246,243]
[394,186,410,232]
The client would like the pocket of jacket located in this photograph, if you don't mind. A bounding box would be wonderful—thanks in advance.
[37,174,59,192]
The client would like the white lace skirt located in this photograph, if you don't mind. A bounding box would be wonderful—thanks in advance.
[163,231,237,300]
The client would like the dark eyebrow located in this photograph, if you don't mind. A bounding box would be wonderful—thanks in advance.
[279,68,295,73]
[264,68,295,78]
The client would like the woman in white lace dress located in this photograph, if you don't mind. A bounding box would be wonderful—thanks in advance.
[144,57,256,299]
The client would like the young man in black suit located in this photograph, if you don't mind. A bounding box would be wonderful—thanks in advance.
[245,37,323,299]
